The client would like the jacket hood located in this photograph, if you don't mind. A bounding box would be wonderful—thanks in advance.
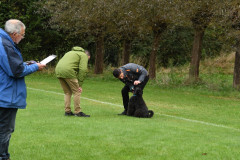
[0,28,14,45]
[72,46,85,52]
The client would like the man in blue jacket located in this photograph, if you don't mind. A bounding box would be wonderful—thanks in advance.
[0,19,46,160]
[113,63,149,115]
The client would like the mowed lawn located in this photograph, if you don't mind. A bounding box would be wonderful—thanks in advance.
[10,73,240,160]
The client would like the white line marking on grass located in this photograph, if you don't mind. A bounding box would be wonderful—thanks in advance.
[27,87,122,107]
[160,114,240,132]
[27,87,240,132]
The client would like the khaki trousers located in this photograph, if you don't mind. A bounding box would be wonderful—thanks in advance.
[58,78,81,114]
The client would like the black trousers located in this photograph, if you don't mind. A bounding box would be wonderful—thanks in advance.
[121,75,149,111]
[0,107,18,160]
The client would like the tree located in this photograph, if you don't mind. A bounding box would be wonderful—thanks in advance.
[42,0,116,74]
[111,0,142,65]
[178,1,214,82]
[189,7,212,81]
[199,0,240,89]
[233,39,240,89]
[231,3,240,89]
[178,0,234,82]
[0,0,61,61]
[138,0,177,79]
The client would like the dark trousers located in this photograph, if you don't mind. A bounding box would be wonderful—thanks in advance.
[121,75,149,111]
[0,107,18,160]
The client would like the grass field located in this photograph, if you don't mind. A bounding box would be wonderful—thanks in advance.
[9,73,240,160]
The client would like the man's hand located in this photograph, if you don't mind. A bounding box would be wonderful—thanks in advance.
[134,80,141,85]
[78,87,83,93]
[36,63,46,71]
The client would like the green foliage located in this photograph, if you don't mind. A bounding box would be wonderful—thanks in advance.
[158,26,193,67]
[0,0,36,26]
[0,0,238,69]
[0,0,65,61]
[202,27,224,58]
[128,26,226,68]
[103,39,121,67]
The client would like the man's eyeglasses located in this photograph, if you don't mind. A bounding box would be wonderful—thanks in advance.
[18,33,25,38]
[15,32,25,38]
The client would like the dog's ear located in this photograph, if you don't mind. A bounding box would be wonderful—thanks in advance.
[135,87,143,95]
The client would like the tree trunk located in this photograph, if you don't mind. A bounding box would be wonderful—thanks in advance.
[149,32,161,79]
[94,35,104,74]
[233,39,240,89]
[121,39,131,65]
[188,29,205,81]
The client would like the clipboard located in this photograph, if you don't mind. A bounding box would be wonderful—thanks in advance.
[40,55,57,65]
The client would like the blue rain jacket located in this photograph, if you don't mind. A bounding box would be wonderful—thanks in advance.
[0,28,39,109]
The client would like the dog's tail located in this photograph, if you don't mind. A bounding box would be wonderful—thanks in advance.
[148,110,154,118]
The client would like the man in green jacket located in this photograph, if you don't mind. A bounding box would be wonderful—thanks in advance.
[55,46,90,117]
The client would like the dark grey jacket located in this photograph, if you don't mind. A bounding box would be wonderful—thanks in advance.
[119,63,148,89]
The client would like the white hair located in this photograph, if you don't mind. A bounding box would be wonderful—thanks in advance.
[4,19,26,34]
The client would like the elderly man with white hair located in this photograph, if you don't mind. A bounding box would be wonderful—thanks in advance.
[0,19,46,160]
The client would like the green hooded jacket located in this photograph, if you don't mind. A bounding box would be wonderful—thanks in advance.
[55,46,88,87]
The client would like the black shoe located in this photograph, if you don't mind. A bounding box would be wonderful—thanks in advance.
[118,110,127,115]
[64,112,74,116]
[75,112,90,117]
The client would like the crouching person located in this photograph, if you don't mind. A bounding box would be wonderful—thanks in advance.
[113,63,149,115]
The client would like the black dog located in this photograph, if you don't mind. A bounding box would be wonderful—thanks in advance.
[127,86,154,118]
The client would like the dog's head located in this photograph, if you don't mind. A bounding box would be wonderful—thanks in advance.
[133,86,143,96]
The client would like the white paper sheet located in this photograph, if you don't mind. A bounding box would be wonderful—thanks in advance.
[40,55,57,65]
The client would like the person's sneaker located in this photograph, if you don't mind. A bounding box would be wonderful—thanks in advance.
[64,112,74,116]
[118,110,127,115]
[75,112,90,117]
